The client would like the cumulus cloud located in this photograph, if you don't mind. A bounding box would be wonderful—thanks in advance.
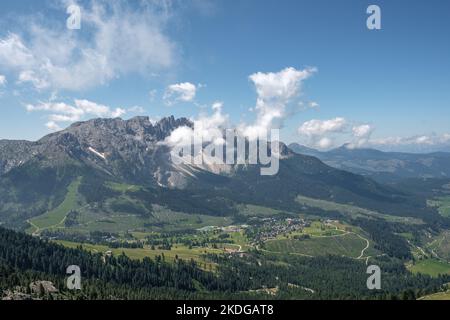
[75,99,126,118]
[297,116,450,151]
[299,117,347,137]
[249,67,314,101]
[308,101,320,109]
[297,118,376,149]
[127,105,146,114]
[45,121,62,132]
[0,34,34,69]
[211,101,223,111]
[317,137,333,149]
[164,100,283,176]
[347,124,375,148]
[352,124,373,138]
[162,100,234,171]
[26,101,82,120]
[164,101,228,147]
[0,1,176,91]
[18,70,50,90]
[298,117,348,149]
[164,82,197,105]
[370,133,450,148]
[26,99,127,131]
[163,66,317,153]
[242,67,316,140]
[0,75,6,86]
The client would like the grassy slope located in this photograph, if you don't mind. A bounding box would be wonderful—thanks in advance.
[296,195,423,224]
[238,204,286,217]
[28,177,82,230]
[55,240,222,270]
[429,196,450,217]
[69,204,233,234]
[408,259,450,277]
[265,233,366,258]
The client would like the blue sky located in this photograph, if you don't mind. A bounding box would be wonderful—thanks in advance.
[0,0,449,152]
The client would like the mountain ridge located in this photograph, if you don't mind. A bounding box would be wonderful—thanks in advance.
[0,117,445,230]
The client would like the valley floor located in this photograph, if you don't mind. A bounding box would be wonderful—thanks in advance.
[12,180,450,300]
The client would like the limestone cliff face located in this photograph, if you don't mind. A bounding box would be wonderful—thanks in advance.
[0,116,195,187]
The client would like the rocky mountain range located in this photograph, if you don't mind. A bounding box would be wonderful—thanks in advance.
[0,116,197,188]
[0,117,445,230]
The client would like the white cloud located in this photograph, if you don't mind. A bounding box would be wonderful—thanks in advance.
[164,101,228,147]
[163,102,229,171]
[299,117,347,137]
[112,108,126,118]
[309,101,320,109]
[317,137,333,149]
[242,67,316,140]
[370,133,450,147]
[297,118,376,149]
[347,124,374,148]
[352,124,373,138]
[249,67,314,101]
[298,117,347,149]
[164,82,197,105]
[26,101,82,117]
[26,99,128,130]
[0,1,176,91]
[212,101,223,111]
[298,101,320,111]
[0,75,6,86]
[127,105,146,114]
[18,70,50,89]
[297,115,450,151]
[164,67,317,151]
[48,114,80,122]
[0,34,35,69]
[74,99,125,118]
[45,121,62,132]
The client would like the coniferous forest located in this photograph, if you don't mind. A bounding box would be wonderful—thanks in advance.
[1,226,448,300]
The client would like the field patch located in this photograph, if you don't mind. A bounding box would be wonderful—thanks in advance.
[55,240,222,270]
[67,204,233,234]
[428,196,450,218]
[238,204,286,217]
[264,232,367,258]
[408,259,450,277]
[296,196,422,224]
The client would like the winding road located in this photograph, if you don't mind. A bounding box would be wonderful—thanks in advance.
[356,234,370,260]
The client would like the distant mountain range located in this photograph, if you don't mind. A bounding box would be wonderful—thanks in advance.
[289,143,450,182]
[0,117,444,230]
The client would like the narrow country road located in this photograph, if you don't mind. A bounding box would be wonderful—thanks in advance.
[356,234,370,259]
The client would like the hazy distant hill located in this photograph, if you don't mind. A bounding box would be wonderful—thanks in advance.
[289,143,450,182]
